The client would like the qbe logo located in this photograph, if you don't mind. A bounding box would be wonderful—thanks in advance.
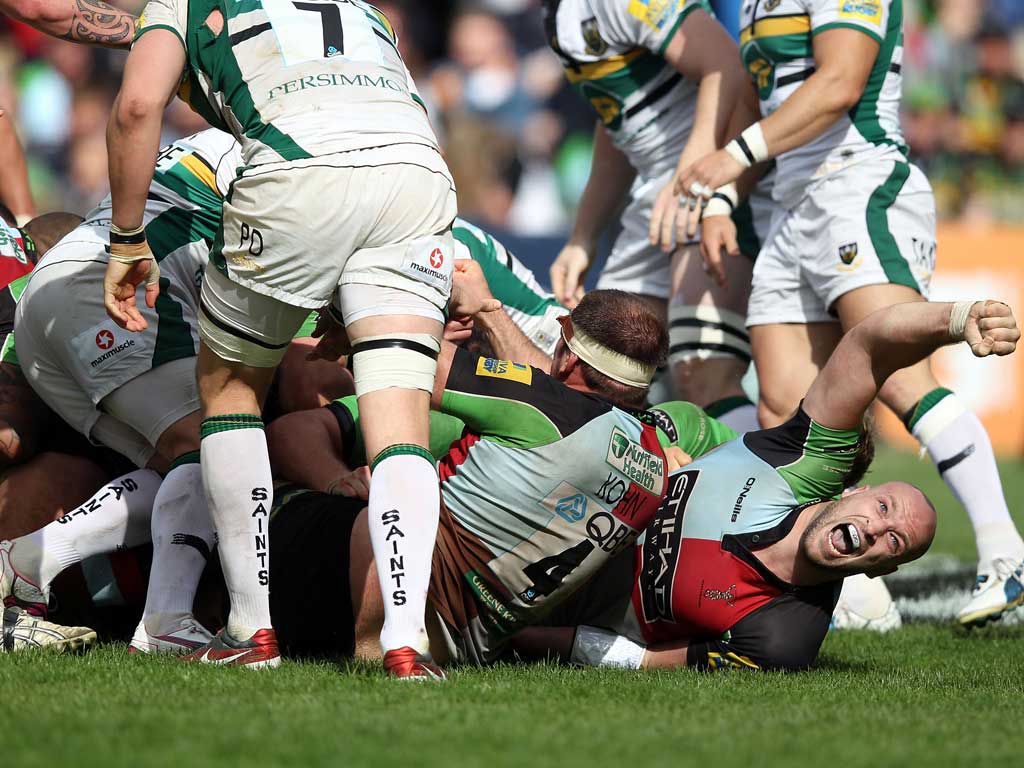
[95,330,114,350]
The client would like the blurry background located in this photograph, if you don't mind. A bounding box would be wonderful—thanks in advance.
[0,0,1022,449]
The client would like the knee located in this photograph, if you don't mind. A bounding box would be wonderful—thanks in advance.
[671,357,748,408]
[758,395,793,429]
[277,340,354,414]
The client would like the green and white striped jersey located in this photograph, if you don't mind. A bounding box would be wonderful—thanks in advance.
[136,0,438,166]
[8,131,240,370]
[543,0,710,178]
[452,219,568,357]
[739,0,907,207]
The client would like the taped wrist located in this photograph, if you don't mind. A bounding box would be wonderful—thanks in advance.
[703,183,738,218]
[349,333,441,397]
[948,301,975,341]
[724,123,769,169]
[570,625,645,669]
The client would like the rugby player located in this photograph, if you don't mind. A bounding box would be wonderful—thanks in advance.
[270,287,696,667]
[106,0,458,674]
[515,299,1019,671]
[13,130,246,654]
[542,0,761,431]
[677,0,1024,626]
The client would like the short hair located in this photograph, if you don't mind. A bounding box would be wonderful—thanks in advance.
[843,413,877,488]
[568,289,668,408]
[22,212,83,257]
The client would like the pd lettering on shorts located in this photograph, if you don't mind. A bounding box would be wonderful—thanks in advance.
[72,319,148,375]
[400,236,453,293]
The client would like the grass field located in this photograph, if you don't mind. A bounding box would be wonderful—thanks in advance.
[4,446,1024,768]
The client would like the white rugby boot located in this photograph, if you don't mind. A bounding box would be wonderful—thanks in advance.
[2,605,96,652]
[129,614,214,654]
[0,540,48,615]
[957,556,1024,628]
[831,573,902,632]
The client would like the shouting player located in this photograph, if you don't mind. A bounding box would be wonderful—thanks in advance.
[517,299,1019,670]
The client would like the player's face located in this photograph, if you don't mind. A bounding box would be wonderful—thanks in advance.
[800,482,937,577]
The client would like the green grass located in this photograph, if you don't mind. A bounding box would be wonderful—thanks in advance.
[4,447,1024,768]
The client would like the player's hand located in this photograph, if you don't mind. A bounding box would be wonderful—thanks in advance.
[104,238,159,332]
[449,260,502,318]
[700,214,740,288]
[307,309,352,362]
[326,466,371,500]
[674,150,746,207]
[664,445,692,472]
[550,242,592,308]
[649,176,700,254]
[444,315,475,345]
[965,300,1019,357]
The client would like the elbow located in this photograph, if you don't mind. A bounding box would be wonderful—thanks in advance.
[819,74,864,113]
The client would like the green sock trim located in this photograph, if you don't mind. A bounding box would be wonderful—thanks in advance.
[370,443,436,471]
[200,413,264,439]
[902,388,954,432]
[704,395,754,419]
[169,450,201,472]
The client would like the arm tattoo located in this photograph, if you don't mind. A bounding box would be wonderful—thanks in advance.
[61,0,137,47]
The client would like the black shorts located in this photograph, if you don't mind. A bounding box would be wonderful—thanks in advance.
[269,487,363,659]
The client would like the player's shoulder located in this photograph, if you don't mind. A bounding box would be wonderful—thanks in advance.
[728,584,837,671]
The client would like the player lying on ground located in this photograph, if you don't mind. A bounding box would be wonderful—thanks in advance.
[511,299,1019,671]
[679,0,1022,628]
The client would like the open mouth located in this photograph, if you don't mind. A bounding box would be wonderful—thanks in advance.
[830,523,861,556]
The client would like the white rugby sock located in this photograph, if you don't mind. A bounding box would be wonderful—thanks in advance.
[200,415,273,640]
[368,447,439,655]
[142,454,216,632]
[8,469,160,602]
[909,390,1024,564]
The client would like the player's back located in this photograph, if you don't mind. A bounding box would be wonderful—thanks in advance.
[139,0,437,165]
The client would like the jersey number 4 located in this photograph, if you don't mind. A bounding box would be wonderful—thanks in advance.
[519,540,593,604]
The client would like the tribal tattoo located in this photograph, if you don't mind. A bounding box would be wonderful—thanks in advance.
[60,0,136,47]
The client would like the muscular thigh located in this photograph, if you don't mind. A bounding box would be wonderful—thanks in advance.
[750,322,843,427]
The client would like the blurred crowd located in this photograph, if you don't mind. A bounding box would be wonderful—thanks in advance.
[0,0,1022,235]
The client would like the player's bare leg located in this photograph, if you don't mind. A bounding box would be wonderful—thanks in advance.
[346,313,446,681]
[749,321,843,428]
[835,284,1024,626]
[184,343,281,668]
[669,244,758,432]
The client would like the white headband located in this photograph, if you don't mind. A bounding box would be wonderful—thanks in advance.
[559,315,656,388]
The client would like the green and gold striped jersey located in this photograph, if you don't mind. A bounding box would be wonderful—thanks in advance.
[135,0,438,166]
[542,0,711,178]
[739,0,907,206]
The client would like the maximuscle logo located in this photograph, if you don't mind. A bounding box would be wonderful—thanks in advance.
[605,427,663,493]
[90,338,135,368]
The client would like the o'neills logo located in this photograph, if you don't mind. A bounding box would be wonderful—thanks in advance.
[605,427,663,493]
[90,338,135,367]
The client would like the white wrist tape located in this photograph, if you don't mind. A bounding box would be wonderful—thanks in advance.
[724,123,769,169]
[703,183,738,218]
[948,301,975,341]
[570,625,646,669]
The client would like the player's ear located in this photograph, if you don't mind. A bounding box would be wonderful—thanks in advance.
[556,349,579,380]
[841,485,870,498]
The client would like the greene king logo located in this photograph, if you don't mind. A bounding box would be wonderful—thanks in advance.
[605,427,663,493]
